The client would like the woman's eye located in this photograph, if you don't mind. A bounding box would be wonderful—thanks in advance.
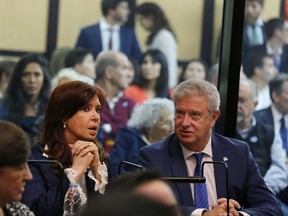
[82,106,89,112]
[96,108,102,114]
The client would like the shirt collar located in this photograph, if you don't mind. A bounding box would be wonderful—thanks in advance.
[271,104,285,121]
[266,43,283,55]
[99,17,120,31]
[181,136,213,160]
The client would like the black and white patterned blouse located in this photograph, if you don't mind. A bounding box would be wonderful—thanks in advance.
[3,202,35,216]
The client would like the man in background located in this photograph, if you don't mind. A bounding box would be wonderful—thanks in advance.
[75,0,142,62]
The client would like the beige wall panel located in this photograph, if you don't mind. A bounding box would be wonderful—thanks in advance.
[0,0,47,52]
[58,0,101,47]
[262,0,280,19]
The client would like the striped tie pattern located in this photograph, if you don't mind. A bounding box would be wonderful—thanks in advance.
[193,153,209,209]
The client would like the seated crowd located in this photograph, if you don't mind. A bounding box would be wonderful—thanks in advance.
[0,0,288,215]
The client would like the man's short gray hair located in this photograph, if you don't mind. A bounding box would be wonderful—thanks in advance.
[173,79,220,113]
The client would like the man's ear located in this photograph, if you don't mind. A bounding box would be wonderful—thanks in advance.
[210,109,220,128]
[271,91,279,103]
[105,66,114,79]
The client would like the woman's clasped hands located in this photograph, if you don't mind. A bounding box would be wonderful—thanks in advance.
[69,141,101,183]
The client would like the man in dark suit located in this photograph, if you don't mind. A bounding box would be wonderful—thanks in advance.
[243,18,288,75]
[242,0,266,64]
[254,73,288,215]
[139,79,282,216]
[75,0,142,62]
[236,79,287,195]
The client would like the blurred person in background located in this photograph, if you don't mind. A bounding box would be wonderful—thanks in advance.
[109,98,174,177]
[125,49,170,104]
[136,2,177,88]
[0,53,51,144]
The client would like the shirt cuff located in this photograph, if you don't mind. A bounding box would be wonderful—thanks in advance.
[87,162,108,194]
[191,208,207,216]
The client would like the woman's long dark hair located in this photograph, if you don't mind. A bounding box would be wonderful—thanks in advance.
[5,53,51,124]
[39,81,108,170]
[136,2,177,45]
[135,49,169,98]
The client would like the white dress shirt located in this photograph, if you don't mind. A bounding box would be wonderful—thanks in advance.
[99,18,120,51]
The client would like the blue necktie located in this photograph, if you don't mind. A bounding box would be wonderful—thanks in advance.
[193,153,209,209]
[280,117,288,154]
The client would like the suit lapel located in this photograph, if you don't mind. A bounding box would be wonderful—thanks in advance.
[168,136,193,205]
[211,133,229,199]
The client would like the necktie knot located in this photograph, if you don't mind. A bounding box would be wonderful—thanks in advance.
[194,153,204,164]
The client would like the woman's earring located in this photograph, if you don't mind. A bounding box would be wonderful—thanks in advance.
[63,122,67,128]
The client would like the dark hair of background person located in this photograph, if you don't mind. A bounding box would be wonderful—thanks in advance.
[37,81,108,171]
[178,59,209,83]
[64,48,92,68]
[246,0,264,6]
[244,53,273,78]
[265,17,284,39]
[83,191,176,216]
[101,0,128,16]
[49,47,72,77]
[5,53,51,125]
[0,60,16,80]
[0,120,30,168]
[269,73,288,101]
[136,2,177,45]
[128,56,140,85]
[135,49,169,98]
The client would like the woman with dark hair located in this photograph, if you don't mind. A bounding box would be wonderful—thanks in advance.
[21,81,109,216]
[124,49,170,104]
[0,53,51,143]
[178,59,209,84]
[136,2,177,88]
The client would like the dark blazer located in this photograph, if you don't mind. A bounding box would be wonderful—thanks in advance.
[109,127,147,178]
[21,144,101,216]
[254,106,288,205]
[242,21,266,62]
[75,23,142,62]
[254,106,274,127]
[243,44,288,76]
[139,132,282,216]
[236,121,274,176]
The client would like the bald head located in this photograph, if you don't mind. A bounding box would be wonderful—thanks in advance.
[95,51,128,79]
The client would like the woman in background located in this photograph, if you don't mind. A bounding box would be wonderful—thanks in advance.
[178,59,208,83]
[22,81,108,216]
[0,53,51,143]
[136,2,177,88]
[124,49,170,104]
[109,98,174,177]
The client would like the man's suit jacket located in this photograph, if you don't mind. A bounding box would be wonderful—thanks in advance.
[243,44,288,76]
[254,106,288,205]
[254,106,274,127]
[242,21,266,63]
[139,132,282,216]
[75,23,142,62]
